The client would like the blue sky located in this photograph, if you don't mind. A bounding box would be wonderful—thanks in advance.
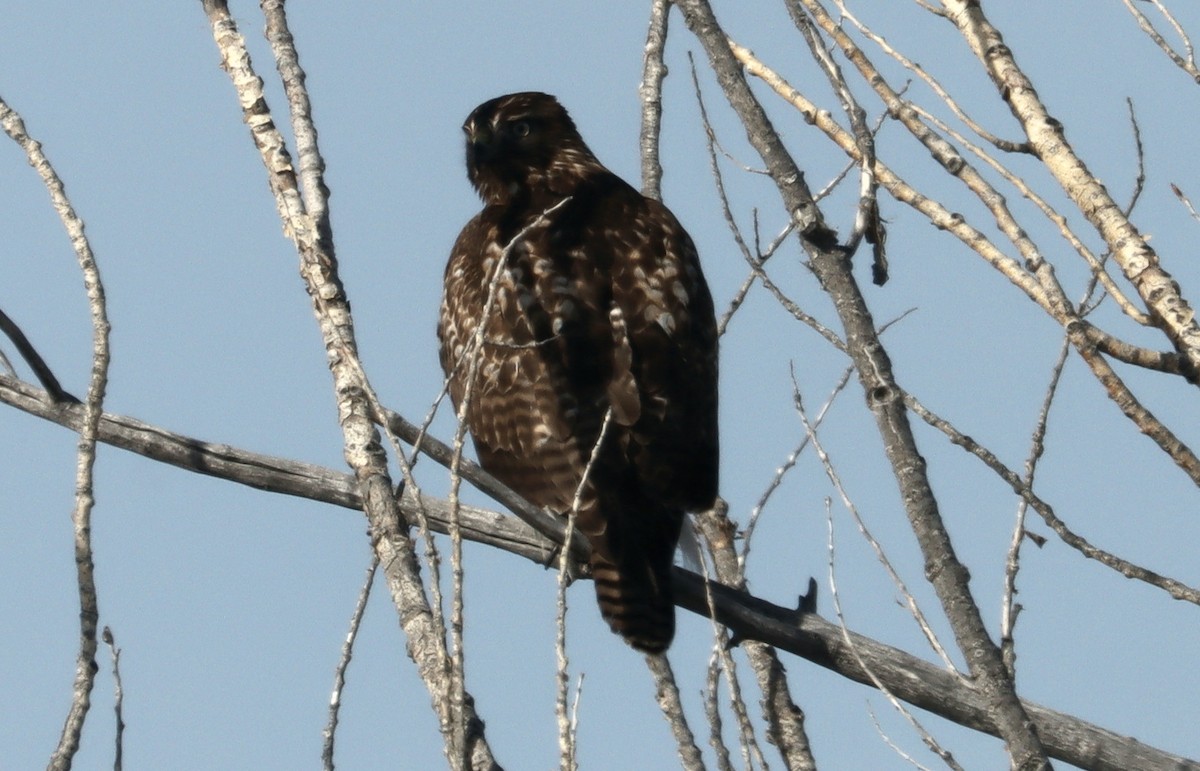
[2,2,1199,769]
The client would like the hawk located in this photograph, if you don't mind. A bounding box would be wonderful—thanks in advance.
[438,92,718,653]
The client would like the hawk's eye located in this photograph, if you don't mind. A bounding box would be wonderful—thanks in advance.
[511,120,532,139]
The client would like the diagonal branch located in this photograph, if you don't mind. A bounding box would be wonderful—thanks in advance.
[727,40,1200,484]
[3,375,1196,771]
[0,305,77,404]
[943,0,1200,381]
[672,1,1051,768]
[200,4,497,767]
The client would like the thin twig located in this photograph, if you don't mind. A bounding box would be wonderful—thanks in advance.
[703,649,736,771]
[739,365,853,577]
[865,702,936,771]
[102,627,125,771]
[717,217,794,337]
[695,533,769,770]
[687,55,845,350]
[905,389,1200,605]
[824,501,965,771]
[556,408,613,771]
[792,370,960,676]
[1000,336,1068,677]
[1001,132,1150,671]
[322,557,378,771]
[443,197,573,767]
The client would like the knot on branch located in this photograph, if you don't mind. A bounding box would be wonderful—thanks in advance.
[867,384,895,407]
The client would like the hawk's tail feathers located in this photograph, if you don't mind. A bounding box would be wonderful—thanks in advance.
[589,550,675,654]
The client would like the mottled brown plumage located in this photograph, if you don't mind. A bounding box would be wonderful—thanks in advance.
[438,92,718,652]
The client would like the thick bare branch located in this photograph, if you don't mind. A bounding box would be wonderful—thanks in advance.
[729,40,1200,482]
[672,2,1051,767]
[944,0,1200,380]
[3,375,1195,771]
[673,573,1198,771]
[200,4,496,766]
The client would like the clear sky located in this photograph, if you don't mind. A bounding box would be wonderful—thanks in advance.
[2,2,1198,769]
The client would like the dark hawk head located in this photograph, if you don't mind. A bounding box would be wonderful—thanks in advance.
[463,92,605,205]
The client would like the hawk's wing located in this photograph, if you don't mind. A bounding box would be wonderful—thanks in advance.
[600,185,720,513]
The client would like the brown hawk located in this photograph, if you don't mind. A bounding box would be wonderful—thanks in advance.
[438,92,718,653]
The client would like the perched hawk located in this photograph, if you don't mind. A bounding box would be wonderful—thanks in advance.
[438,92,718,653]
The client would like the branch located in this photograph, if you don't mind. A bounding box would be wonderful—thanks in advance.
[0,375,561,565]
[3,376,1196,771]
[102,627,126,771]
[727,39,1200,481]
[646,655,706,771]
[638,0,671,200]
[0,305,77,404]
[945,0,1200,379]
[695,504,817,770]
[1,93,110,771]
[322,557,377,771]
[202,6,497,765]
[1121,0,1200,83]
[673,572,1198,771]
[904,385,1200,604]
[672,2,1051,767]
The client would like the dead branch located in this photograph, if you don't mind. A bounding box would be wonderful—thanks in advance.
[2,375,1196,771]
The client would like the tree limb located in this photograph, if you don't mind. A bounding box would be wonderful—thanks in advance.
[672,1,1051,767]
[3,376,1196,771]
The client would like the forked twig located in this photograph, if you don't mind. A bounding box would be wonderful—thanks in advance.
[1121,0,1200,82]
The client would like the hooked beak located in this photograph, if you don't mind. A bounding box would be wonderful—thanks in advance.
[465,123,495,165]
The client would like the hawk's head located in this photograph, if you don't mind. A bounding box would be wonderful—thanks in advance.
[463,92,604,205]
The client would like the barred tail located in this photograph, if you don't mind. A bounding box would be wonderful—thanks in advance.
[589,549,676,654]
